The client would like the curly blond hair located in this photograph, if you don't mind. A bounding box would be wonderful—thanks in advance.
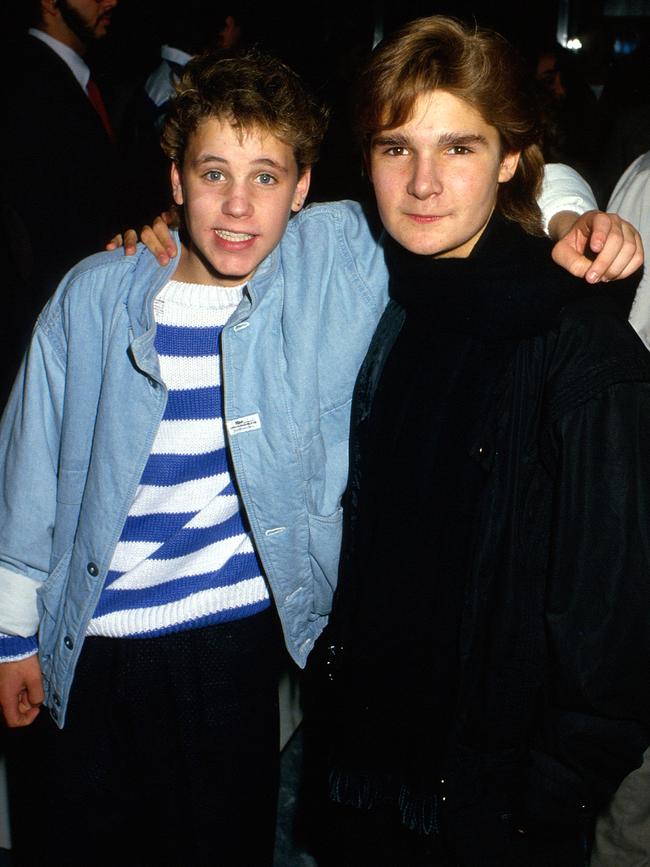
[162,47,329,176]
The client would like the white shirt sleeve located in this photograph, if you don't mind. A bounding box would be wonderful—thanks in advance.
[539,163,598,234]
[607,152,650,348]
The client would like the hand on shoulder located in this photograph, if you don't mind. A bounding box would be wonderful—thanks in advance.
[549,210,643,284]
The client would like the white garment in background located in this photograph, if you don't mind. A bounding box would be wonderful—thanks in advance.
[608,151,650,348]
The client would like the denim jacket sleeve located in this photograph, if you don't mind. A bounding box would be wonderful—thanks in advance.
[0,301,67,637]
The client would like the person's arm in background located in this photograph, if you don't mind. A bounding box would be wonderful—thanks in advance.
[606,151,650,348]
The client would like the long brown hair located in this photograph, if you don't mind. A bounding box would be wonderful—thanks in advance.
[356,16,545,236]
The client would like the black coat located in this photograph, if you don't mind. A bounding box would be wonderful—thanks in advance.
[318,217,650,859]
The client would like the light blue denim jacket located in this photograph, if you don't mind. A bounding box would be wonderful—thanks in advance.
[0,200,388,724]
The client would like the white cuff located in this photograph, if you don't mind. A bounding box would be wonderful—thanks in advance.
[0,566,41,637]
[539,163,598,234]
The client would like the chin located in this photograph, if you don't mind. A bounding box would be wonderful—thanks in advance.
[388,228,449,257]
[399,240,451,257]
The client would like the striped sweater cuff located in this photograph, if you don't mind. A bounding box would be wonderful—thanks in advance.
[0,633,38,663]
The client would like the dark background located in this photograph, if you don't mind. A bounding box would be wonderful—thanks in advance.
[2,1,649,96]
[0,0,650,75]
[1,0,649,203]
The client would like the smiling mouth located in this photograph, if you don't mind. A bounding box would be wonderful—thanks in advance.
[214,229,255,241]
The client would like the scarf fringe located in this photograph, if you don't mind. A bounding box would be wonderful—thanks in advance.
[329,767,441,836]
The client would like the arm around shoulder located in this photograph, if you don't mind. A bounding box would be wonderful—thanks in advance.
[540,163,643,282]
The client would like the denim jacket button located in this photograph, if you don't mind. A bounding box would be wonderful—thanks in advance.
[63,636,74,650]
[87,562,99,576]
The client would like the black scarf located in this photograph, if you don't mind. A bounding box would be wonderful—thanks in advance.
[384,212,603,337]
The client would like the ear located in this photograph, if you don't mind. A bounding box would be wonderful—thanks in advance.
[498,151,520,184]
[291,168,312,213]
[170,162,184,206]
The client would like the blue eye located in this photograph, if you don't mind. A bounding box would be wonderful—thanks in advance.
[205,170,225,181]
[257,173,276,185]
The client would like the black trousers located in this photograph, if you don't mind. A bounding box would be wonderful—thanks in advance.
[7,610,282,867]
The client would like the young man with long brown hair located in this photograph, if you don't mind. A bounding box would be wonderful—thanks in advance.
[316,17,650,865]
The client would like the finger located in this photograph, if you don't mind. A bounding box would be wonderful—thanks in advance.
[551,241,593,280]
[594,234,644,282]
[26,677,45,708]
[0,696,36,727]
[105,233,123,251]
[586,212,616,255]
[586,223,640,282]
[19,705,41,725]
[17,690,32,714]
[141,224,171,265]
[123,228,139,256]
[617,236,645,280]
[152,216,178,258]
[579,221,624,283]
[11,703,40,726]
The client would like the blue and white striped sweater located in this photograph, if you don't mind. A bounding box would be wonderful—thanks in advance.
[0,280,270,660]
[87,280,270,638]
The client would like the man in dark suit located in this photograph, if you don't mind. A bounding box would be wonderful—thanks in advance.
[0,0,124,402]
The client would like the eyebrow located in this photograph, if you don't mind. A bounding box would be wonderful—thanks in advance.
[437,132,488,148]
[192,154,290,174]
[372,133,410,148]
[372,131,488,148]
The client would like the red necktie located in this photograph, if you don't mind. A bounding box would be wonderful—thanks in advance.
[87,77,115,143]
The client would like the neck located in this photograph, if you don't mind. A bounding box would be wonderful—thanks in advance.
[38,18,86,56]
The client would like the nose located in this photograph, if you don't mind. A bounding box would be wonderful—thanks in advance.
[407,155,443,200]
[222,181,254,219]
